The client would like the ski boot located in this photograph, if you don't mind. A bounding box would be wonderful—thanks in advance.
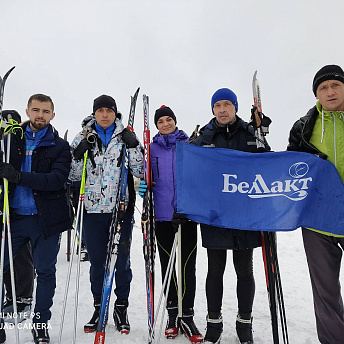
[80,243,89,261]
[165,305,179,339]
[179,308,203,343]
[204,312,223,344]
[32,322,50,344]
[236,312,253,344]
[2,298,13,315]
[113,298,130,334]
[84,298,100,333]
[0,327,5,344]
[4,297,32,323]
[76,242,89,261]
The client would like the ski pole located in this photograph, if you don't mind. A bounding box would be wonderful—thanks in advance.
[261,232,279,343]
[0,132,20,343]
[153,233,178,343]
[66,229,71,261]
[0,66,18,341]
[72,181,86,344]
[269,232,289,344]
[66,182,73,262]
[0,116,24,344]
[58,151,88,344]
[177,224,182,319]
[64,130,72,263]
[156,241,177,344]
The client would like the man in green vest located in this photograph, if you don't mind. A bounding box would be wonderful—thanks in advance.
[288,64,344,344]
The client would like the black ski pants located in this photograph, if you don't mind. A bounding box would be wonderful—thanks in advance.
[84,211,134,301]
[206,248,255,315]
[155,221,197,310]
[2,214,61,323]
[4,242,34,303]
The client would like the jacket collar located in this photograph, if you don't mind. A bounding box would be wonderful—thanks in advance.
[152,128,188,147]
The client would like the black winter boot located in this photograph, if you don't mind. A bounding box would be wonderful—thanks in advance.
[165,305,179,339]
[204,312,223,344]
[32,322,50,344]
[179,308,203,343]
[113,298,130,334]
[0,327,5,344]
[4,297,32,324]
[236,312,253,344]
[84,298,101,333]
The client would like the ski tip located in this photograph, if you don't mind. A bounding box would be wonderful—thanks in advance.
[94,331,106,344]
[4,66,16,78]
[132,87,140,99]
[253,70,258,80]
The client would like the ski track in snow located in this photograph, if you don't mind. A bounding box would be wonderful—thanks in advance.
[5,196,337,343]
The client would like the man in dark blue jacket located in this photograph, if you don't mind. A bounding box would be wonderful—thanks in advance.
[193,88,270,344]
[0,94,72,344]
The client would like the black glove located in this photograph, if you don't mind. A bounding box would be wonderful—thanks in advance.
[73,138,93,161]
[250,106,271,134]
[2,110,21,124]
[122,128,139,148]
[0,162,21,184]
[172,211,188,232]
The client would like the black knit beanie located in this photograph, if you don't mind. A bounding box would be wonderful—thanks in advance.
[313,65,344,95]
[154,106,177,127]
[93,95,117,114]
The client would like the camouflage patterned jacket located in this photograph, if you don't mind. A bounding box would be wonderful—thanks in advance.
[69,117,143,213]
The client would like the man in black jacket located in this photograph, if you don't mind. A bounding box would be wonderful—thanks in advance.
[0,94,72,344]
[193,88,270,344]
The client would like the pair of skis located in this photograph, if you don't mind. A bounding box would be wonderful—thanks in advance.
[252,71,289,344]
[141,94,156,344]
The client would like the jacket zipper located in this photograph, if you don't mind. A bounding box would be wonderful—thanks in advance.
[172,145,176,212]
[156,157,159,178]
[301,118,324,156]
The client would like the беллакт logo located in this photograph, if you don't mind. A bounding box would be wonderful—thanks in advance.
[222,162,311,201]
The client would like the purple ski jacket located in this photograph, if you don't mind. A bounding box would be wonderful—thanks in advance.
[150,128,189,221]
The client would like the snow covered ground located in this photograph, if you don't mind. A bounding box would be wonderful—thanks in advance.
[4,195,338,343]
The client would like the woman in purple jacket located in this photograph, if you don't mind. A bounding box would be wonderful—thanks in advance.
[140,106,203,343]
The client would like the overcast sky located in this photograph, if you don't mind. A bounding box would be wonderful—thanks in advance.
[2,0,344,151]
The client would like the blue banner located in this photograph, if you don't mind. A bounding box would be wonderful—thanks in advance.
[176,143,344,235]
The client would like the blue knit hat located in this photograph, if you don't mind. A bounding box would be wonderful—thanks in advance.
[211,88,238,113]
